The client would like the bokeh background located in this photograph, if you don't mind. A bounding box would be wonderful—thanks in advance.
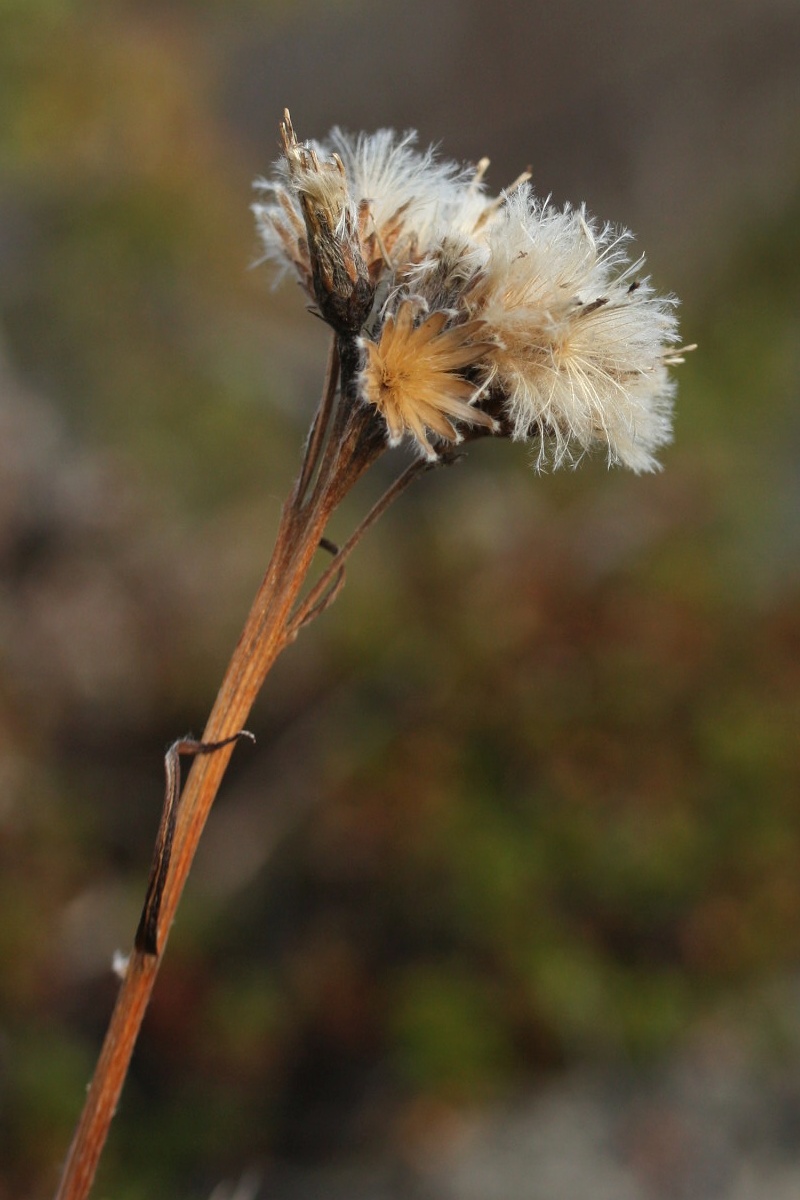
[1,2,799,1197]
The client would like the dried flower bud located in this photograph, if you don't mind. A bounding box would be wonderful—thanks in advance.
[267,111,374,333]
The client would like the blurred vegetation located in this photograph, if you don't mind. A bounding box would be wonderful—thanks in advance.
[0,3,798,1199]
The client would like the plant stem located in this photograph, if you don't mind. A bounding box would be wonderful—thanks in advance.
[295,337,340,504]
[54,365,384,1200]
[286,455,434,638]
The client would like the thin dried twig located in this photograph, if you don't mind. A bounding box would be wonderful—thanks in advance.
[286,454,444,639]
[295,336,340,504]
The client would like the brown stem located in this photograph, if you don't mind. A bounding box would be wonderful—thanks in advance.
[54,392,385,1200]
[294,336,340,505]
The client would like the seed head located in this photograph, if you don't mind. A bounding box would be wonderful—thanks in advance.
[359,302,495,460]
[254,113,691,469]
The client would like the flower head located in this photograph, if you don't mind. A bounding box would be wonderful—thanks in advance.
[255,113,691,469]
[253,111,471,322]
[458,188,683,470]
[359,302,495,460]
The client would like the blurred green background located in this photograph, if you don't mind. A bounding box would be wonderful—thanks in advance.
[1,1,798,1197]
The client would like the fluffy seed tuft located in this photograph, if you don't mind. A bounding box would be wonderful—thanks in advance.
[359,303,495,459]
[255,114,690,470]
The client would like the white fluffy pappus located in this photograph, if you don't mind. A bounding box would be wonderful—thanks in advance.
[466,187,683,471]
[325,126,472,246]
[252,124,476,293]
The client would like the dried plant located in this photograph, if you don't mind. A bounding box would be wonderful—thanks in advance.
[54,111,691,1200]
